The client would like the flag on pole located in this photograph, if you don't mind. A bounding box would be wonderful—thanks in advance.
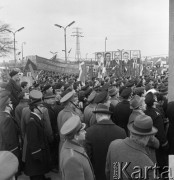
[78,62,87,86]
[50,55,57,61]
[29,64,36,80]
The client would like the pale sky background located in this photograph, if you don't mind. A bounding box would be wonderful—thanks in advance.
[0,0,169,62]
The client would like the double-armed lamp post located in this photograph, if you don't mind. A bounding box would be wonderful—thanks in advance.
[5,27,24,67]
[54,21,75,63]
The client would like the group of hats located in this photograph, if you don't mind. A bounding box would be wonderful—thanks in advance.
[60,103,112,137]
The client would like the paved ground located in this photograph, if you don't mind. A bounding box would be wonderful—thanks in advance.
[18,172,61,180]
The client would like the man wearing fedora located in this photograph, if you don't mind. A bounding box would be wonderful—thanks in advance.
[128,95,145,124]
[106,114,157,180]
[60,115,95,180]
[85,103,126,180]
[108,86,119,107]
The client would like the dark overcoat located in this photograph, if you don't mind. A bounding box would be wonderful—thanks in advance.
[0,112,20,159]
[85,120,127,180]
[6,79,21,109]
[24,113,51,176]
[112,100,132,135]
[144,106,169,169]
[166,101,174,154]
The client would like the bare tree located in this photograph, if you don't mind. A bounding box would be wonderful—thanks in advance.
[0,22,13,57]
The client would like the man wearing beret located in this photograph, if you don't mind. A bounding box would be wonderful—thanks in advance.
[60,115,95,180]
[6,70,21,110]
[106,114,157,180]
[85,104,126,180]
[24,98,51,180]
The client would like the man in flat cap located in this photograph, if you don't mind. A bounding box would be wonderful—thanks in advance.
[106,114,157,180]
[60,115,95,180]
[85,104,126,180]
[24,98,51,180]
[6,70,21,110]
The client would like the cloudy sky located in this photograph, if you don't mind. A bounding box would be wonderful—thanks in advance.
[0,0,169,61]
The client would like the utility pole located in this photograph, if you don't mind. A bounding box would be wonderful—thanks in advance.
[71,27,84,63]
[168,0,174,102]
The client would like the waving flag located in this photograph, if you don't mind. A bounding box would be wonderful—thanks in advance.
[78,62,87,85]
[50,54,57,61]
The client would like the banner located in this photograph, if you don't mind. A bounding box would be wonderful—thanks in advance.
[78,62,86,85]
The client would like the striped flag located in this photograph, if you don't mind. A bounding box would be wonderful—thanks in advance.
[78,62,87,85]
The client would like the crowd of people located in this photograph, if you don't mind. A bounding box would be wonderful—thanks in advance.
[0,68,173,180]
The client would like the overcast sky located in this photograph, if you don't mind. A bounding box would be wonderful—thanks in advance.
[0,0,169,61]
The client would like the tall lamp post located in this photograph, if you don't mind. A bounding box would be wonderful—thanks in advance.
[54,21,75,63]
[105,37,107,52]
[21,42,26,62]
[5,27,24,67]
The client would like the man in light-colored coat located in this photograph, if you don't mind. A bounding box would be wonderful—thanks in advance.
[60,115,95,180]
[106,114,157,180]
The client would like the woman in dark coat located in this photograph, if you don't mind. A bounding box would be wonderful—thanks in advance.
[24,96,51,180]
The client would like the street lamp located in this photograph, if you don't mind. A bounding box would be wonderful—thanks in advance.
[54,21,75,63]
[105,37,107,52]
[21,42,26,62]
[5,27,24,67]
